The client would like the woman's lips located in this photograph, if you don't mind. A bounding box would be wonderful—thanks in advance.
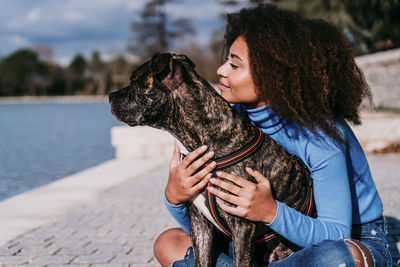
[219,82,229,91]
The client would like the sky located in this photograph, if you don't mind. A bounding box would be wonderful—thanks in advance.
[0,0,246,66]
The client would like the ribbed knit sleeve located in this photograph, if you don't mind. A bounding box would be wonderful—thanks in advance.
[163,191,191,234]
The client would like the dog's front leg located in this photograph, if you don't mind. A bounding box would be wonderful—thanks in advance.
[231,221,257,267]
[189,205,216,267]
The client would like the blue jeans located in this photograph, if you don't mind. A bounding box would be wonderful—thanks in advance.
[171,217,393,266]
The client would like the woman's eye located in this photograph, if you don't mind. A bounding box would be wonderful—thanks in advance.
[230,63,238,69]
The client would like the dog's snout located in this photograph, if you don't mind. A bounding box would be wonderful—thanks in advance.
[108,91,117,103]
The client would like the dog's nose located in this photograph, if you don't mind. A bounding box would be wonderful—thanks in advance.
[108,91,117,103]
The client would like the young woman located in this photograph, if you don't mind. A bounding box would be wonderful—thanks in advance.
[154,4,392,266]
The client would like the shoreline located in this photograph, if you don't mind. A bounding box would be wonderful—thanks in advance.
[0,95,108,104]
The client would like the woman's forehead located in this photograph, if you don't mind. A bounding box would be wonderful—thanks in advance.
[229,36,248,61]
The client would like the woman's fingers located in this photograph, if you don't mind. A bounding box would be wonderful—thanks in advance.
[181,145,209,168]
[215,171,253,188]
[207,186,242,206]
[187,151,215,174]
[216,198,247,218]
[169,142,181,169]
[190,161,217,184]
[246,167,270,185]
[191,173,212,194]
[209,177,242,196]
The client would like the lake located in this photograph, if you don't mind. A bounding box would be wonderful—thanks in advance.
[0,100,124,201]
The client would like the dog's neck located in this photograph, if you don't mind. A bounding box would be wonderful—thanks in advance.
[158,85,257,158]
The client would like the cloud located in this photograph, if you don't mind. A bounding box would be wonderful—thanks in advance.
[9,34,30,46]
[0,0,227,64]
[63,11,85,23]
[27,8,42,22]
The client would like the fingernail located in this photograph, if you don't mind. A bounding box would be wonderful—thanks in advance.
[246,167,253,172]
[210,161,217,167]
[206,173,212,179]
[216,171,222,176]
[207,151,214,157]
[208,187,214,192]
[201,145,208,150]
[209,178,215,183]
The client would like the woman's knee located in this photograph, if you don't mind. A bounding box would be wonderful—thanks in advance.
[345,239,373,267]
[153,228,191,267]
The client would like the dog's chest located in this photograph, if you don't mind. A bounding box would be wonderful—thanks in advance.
[190,193,226,233]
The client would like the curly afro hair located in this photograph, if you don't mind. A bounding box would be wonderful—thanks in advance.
[224,4,372,141]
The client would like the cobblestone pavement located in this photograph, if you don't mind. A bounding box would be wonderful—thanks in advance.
[0,161,177,266]
[0,154,399,266]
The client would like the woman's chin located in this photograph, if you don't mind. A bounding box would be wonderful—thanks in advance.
[220,91,233,102]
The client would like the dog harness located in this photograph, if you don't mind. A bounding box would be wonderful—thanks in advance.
[202,128,315,244]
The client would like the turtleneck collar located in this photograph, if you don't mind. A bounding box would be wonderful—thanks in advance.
[245,104,285,135]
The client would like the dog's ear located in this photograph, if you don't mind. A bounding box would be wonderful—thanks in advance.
[162,56,184,91]
[182,55,196,68]
[131,61,151,82]
[150,53,172,75]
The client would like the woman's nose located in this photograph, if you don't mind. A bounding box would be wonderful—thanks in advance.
[217,62,227,78]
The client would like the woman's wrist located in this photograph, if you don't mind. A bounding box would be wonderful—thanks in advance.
[165,186,181,205]
[262,200,278,224]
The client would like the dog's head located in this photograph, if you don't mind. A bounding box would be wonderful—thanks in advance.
[109,53,200,128]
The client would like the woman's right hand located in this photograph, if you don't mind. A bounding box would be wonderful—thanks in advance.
[165,142,217,205]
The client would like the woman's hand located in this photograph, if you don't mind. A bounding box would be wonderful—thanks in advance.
[165,142,217,205]
[208,167,277,223]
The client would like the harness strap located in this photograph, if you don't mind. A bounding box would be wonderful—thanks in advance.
[204,128,264,169]
[207,177,315,243]
[204,128,316,244]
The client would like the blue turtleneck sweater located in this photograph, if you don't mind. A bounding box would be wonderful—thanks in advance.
[164,104,383,248]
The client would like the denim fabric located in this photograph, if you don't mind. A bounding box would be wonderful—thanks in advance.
[171,217,393,267]
[171,245,233,267]
[350,217,393,267]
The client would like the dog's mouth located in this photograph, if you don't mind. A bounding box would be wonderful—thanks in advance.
[126,120,140,127]
[110,106,138,126]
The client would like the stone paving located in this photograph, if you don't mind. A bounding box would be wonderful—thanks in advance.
[0,161,177,266]
[0,153,399,266]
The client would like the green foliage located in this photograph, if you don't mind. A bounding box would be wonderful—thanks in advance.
[90,51,104,73]
[0,49,48,96]
[271,0,400,55]
[69,54,87,76]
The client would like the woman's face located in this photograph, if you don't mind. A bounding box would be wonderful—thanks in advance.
[217,35,265,108]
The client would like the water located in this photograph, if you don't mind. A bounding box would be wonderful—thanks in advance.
[0,101,124,201]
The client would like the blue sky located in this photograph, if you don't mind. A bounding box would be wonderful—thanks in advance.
[0,0,246,65]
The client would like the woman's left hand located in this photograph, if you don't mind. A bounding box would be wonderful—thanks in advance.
[208,167,277,223]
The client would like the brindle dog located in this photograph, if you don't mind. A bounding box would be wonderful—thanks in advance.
[109,53,316,266]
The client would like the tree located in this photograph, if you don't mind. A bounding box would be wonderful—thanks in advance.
[216,0,400,55]
[128,0,195,61]
[106,54,136,93]
[0,49,47,96]
[69,54,87,76]
[89,51,107,95]
[66,54,88,94]
[271,0,400,55]
[32,43,54,62]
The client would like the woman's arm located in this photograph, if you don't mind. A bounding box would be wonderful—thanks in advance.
[267,149,352,246]
[164,191,191,234]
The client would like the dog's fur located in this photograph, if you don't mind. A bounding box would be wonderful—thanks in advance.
[109,53,316,266]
